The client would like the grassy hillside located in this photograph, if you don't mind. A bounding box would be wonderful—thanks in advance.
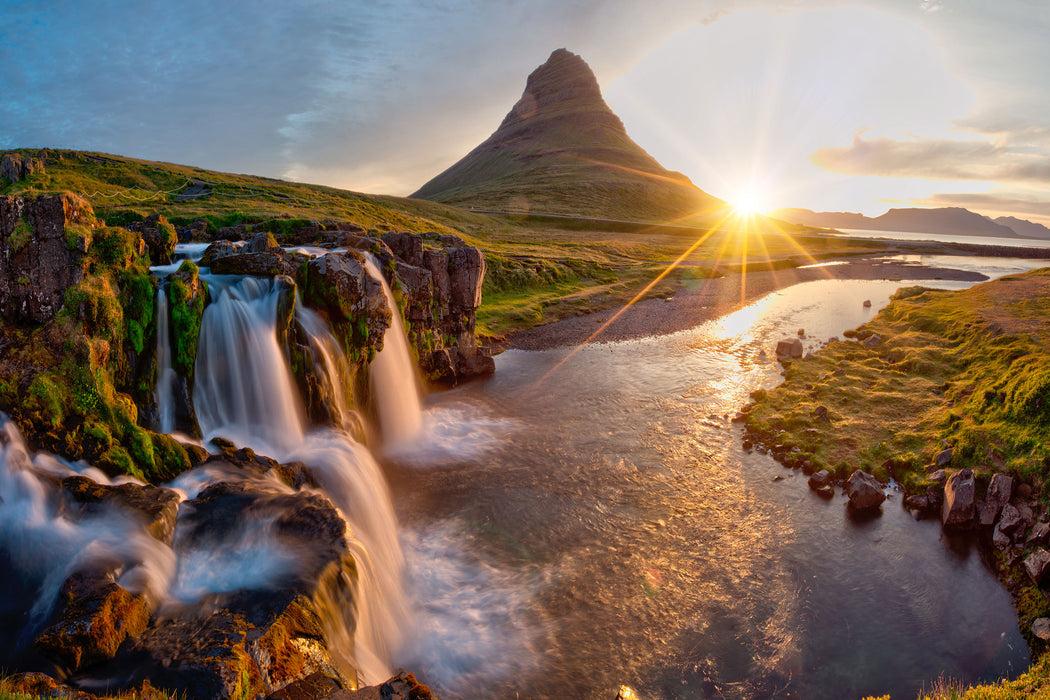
[2,148,867,339]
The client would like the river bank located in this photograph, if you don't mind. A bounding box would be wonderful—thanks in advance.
[509,253,989,350]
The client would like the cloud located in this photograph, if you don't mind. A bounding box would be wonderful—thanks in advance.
[810,130,1050,185]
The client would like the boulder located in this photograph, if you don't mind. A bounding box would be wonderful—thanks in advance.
[807,469,831,490]
[934,448,952,468]
[813,405,830,422]
[942,469,976,529]
[209,250,299,277]
[447,245,486,312]
[120,482,360,699]
[1025,549,1050,585]
[845,471,885,511]
[1033,618,1050,642]
[904,494,930,511]
[997,503,1025,538]
[987,473,1014,510]
[1028,521,1050,546]
[34,568,151,671]
[775,338,803,359]
[61,475,181,545]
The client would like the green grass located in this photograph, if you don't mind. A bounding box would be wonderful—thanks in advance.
[1,148,882,340]
[745,270,1050,490]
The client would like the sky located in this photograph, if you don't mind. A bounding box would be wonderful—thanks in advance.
[2,0,1049,224]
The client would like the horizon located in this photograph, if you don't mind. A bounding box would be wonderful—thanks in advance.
[3,1,1049,225]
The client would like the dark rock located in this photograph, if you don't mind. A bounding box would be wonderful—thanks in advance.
[862,299,872,307]
[209,250,298,277]
[1024,549,1050,585]
[863,334,883,348]
[942,469,976,529]
[248,231,281,253]
[845,470,885,511]
[1028,521,1050,546]
[330,672,436,700]
[268,671,344,700]
[301,251,391,359]
[775,338,803,359]
[928,469,947,483]
[807,470,831,490]
[181,441,211,468]
[925,484,944,510]
[1019,483,1034,499]
[815,485,834,499]
[1,151,45,183]
[987,473,1014,509]
[934,448,952,468]
[35,568,151,671]
[813,405,830,422]
[997,504,1025,537]
[1033,618,1050,642]
[61,475,181,545]
[0,193,94,324]
[121,483,359,699]
[382,232,424,267]
[126,214,177,265]
[904,494,929,511]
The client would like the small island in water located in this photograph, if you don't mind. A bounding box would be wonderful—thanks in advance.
[3,48,1050,700]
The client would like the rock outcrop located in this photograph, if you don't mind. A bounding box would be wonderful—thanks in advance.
[125,214,177,266]
[0,192,94,324]
[1,151,45,183]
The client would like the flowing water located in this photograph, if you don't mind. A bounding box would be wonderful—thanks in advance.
[389,277,1030,699]
[0,247,1040,698]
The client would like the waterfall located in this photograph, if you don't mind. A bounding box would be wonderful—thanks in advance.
[295,301,356,431]
[192,273,409,685]
[155,285,177,434]
[194,276,306,455]
[362,256,423,448]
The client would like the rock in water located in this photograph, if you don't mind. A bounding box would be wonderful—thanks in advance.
[775,338,803,359]
[941,469,976,529]
[845,471,885,511]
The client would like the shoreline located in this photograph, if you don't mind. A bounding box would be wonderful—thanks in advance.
[509,254,991,351]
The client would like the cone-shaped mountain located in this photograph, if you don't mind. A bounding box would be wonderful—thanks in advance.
[412,49,726,223]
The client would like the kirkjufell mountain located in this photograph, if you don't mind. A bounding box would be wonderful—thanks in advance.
[412,49,727,223]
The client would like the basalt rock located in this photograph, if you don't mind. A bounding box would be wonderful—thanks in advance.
[845,470,885,511]
[126,214,177,265]
[300,251,391,362]
[0,193,94,324]
[942,469,976,529]
[61,475,181,545]
[116,481,360,699]
[379,232,493,384]
[34,567,151,672]
[1,151,45,183]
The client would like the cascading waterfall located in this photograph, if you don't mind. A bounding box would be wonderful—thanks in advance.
[155,284,177,434]
[192,272,409,685]
[295,301,356,430]
[362,256,423,448]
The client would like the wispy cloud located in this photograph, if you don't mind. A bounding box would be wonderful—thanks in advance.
[810,130,1050,185]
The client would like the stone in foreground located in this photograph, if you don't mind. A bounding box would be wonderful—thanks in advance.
[844,471,885,511]
[1025,549,1050,585]
[941,469,976,529]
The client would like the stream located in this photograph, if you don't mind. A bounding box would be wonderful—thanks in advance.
[389,275,1033,699]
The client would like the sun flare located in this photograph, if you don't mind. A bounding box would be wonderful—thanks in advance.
[730,188,768,217]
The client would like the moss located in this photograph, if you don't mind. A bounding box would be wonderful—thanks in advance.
[26,374,66,428]
[65,221,93,251]
[89,225,140,269]
[150,431,191,480]
[9,217,33,252]
[169,262,206,378]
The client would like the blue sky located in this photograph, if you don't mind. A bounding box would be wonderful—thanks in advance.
[3,0,1049,222]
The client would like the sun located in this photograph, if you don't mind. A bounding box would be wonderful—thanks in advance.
[730,188,768,217]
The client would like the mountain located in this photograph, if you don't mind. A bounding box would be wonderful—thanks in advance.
[411,49,726,223]
[995,216,1050,240]
[772,206,1047,239]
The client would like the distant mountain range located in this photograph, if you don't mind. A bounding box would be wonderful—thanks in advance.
[772,207,1050,240]
[412,49,728,224]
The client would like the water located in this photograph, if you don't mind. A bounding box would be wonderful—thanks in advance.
[389,277,1028,699]
[836,227,1050,249]
[362,256,424,448]
[155,285,177,434]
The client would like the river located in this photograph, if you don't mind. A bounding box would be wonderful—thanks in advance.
[388,273,1033,699]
